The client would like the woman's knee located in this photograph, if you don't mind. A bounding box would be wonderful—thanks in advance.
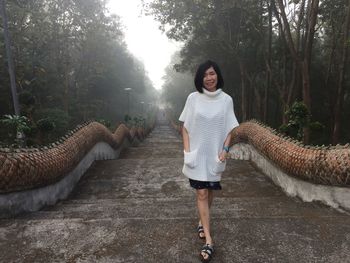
[197,189,209,201]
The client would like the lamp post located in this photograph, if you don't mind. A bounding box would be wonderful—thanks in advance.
[124,88,132,116]
[140,101,144,115]
[148,102,153,112]
[140,101,145,128]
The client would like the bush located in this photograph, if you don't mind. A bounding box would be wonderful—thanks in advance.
[19,91,35,106]
[279,101,310,141]
[0,114,31,146]
[309,121,325,132]
[279,101,325,143]
[34,108,70,136]
[97,119,111,129]
[36,118,56,132]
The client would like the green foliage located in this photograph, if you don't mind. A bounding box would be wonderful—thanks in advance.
[278,124,289,134]
[279,101,310,141]
[285,101,310,127]
[0,114,31,146]
[36,118,56,133]
[0,114,31,134]
[18,91,35,106]
[133,116,146,128]
[97,119,111,129]
[35,108,70,136]
[160,52,194,117]
[309,121,325,132]
[279,101,325,142]
[124,114,132,123]
[0,0,158,146]
[123,114,146,127]
[145,0,350,144]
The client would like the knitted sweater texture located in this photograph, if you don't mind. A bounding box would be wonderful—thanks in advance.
[179,88,239,182]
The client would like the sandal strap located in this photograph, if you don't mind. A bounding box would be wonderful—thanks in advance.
[201,244,214,255]
[197,226,204,232]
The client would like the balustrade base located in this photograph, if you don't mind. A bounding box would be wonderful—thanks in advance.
[231,143,350,213]
[0,139,139,218]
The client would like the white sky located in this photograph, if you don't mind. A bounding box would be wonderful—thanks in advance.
[107,0,181,90]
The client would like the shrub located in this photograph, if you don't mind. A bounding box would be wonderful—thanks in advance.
[34,108,70,137]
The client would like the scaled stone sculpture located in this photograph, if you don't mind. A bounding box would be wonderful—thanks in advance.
[0,121,151,193]
[232,120,350,186]
[173,120,350,187]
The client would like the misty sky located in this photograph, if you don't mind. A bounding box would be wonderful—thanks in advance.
[107,0,181,90]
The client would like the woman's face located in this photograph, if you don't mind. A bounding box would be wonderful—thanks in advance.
[203,66,218,92]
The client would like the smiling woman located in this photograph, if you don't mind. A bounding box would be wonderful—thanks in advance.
[107,0,180,90]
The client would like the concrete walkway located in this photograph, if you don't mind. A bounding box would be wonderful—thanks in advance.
[1,119,350,262]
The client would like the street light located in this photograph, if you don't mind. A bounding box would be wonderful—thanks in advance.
[124,88,132,115]
[140,101,145,128]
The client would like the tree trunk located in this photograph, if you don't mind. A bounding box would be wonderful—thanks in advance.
[239,61,247,121]
[0,0,20,115]
[274,0,319,144]
[272,0,299,122]
[325,22,340,131]
[301,0,319,144]
[332,0,350,144]
[264,0,273,123]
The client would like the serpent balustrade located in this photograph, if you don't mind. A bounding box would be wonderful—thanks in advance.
[1,117,350,217]
[0,120,154,217]
[171,119,350,211]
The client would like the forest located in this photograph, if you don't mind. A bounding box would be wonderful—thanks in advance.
[1,0,350,147]
[150,0,350,145]
[0,0,157,146]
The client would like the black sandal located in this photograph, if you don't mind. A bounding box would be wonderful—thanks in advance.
[199,243,214,262]
[197,225,206,239]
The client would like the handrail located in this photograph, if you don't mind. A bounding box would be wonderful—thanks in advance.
[171,119,350,187]
[232,120,350,187]
[0,120,154,194]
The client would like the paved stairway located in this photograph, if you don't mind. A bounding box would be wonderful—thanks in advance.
[1,119,350,263]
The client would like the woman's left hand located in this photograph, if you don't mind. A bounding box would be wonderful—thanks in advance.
[219,150,228,162]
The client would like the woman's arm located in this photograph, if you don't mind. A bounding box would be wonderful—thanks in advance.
[219,132,232,162]
[182,126,190,152]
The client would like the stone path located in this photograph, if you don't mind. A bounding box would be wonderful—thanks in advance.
[1,118,350,262]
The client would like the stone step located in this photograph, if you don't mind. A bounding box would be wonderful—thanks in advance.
[67,159,287,200]
[1,121,350,263]
[19,195,345,221]
[119,147,183,159]
[2,212,349,262]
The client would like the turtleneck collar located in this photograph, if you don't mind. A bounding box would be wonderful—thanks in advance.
[202,88,222,98]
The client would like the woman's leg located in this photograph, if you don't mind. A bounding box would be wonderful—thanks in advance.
[197,189,213,245]
[208,190,214,208]
[198,190,214,226]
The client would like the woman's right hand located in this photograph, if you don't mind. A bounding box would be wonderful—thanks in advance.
[218,150,228,162]
[182,126,190,153]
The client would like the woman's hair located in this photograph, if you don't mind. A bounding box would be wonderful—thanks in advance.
[194,60,224,93]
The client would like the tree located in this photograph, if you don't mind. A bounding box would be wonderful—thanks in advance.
[0,0,158,145]
[146,0,348,144]
[0,0,20,115]
[331,0,350,144]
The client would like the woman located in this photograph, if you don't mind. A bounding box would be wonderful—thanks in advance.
[179,60,239,262]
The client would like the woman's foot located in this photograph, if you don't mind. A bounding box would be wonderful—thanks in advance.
[197,225,206,239]
[200,243,214,262]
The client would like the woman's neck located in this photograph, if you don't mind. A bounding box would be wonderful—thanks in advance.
[203,88,221,96]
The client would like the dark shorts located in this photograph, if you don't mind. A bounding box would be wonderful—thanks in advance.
[189,179,222,190]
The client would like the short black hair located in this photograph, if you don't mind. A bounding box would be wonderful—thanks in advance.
[194,60,224,93]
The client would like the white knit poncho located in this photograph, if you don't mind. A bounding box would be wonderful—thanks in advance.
[179,88,239,182]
